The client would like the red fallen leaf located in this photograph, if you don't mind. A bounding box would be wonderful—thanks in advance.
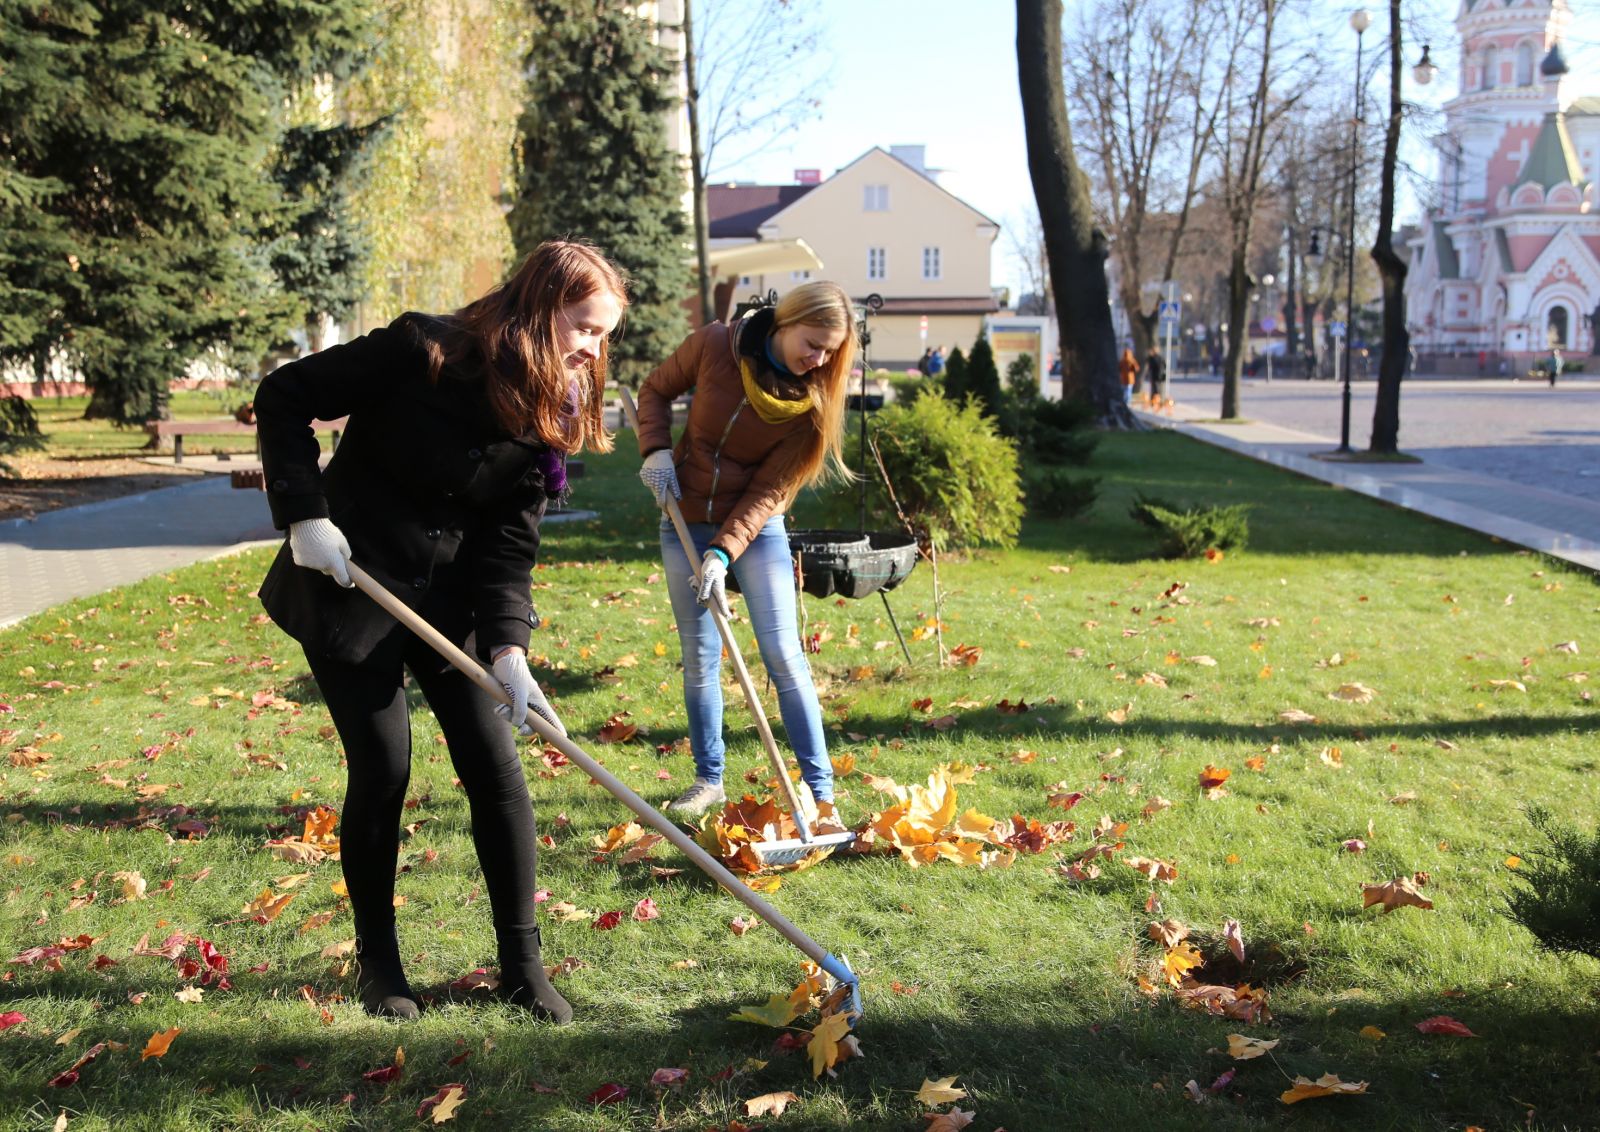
[10,945,67,966]
[92,955,118,969]
[772,1032,810,1054]
[449,969,498,993]
[247,962,269,973]
[1415,1015,1477,1037]
[585,1082,628,1105]
[650,1067,689,1088]
[710,1063,738,1079]
[911,697,933,712]
[1198,765,1231,791]
[533,888,552,904]
[47,1069,81,1088]
[592,910,624,931]
[631,898,660,922]
[0,1011,25,1030]
[996,697,1030,714]
[196,937,228,974]
[598,714,638,743]
[1208,1068,1237,1094]
[925,714,959,732]
[363,1061,404,1083]
[1048,790,1086,812]
[294,1056,314,1070]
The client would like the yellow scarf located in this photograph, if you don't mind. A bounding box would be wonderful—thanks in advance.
[739,357,813,424]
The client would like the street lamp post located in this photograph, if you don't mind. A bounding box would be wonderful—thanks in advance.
[1338,7,1371,453]
[1260,273,1277,383]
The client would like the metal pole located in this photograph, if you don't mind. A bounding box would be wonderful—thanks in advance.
[1340,26,1365,453]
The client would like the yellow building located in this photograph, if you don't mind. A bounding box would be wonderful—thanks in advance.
[708,146,1000,367]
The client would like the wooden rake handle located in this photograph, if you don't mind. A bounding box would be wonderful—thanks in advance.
[616,387,815,843]
[343,560,833,966]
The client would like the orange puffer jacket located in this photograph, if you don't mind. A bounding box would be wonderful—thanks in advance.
[636,308,816,561]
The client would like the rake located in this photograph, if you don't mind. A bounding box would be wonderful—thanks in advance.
[344,561,863,1023]
[617,388,856,868]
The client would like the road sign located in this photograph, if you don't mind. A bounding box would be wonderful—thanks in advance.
[919,315,928,341]
[1328,320,1347,339]
[1260,316,1277,333]
[1158,299,1182,323]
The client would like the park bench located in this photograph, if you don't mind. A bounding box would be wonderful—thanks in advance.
[144,417,347,465]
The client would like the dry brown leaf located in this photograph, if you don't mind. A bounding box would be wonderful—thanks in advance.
[1227,1033,1279,1060]
[1361,875,1433,913]
[922,1109,976,1132]
[744,1091,800,1117]
[914,1076,968,1106]
[1329,682,1376,703]
[1147,918,1189,948]
[1280,1073,1369,1104]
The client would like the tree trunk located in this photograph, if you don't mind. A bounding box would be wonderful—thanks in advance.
[683,0,714,326]
[1221,249,1250,418]
[1283,224,1300,364]
[1016,0,1135,428]
[1368,0,1408,453]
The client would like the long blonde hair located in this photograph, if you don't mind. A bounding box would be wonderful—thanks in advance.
[427,240,627,455]
[769,281,858,491]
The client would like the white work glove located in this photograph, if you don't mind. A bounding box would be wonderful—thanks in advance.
[491,648,566,738]
[639,450,681,506]
[695,550,731,619]
[288,517,353,588]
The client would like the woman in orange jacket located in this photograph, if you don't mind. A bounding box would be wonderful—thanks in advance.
[633,283,856,817]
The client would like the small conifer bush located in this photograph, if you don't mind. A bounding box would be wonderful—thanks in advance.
[1504,805,1600,962]
[1130,493,1250,558]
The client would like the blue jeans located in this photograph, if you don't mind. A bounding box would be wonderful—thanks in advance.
[660,515,832,802]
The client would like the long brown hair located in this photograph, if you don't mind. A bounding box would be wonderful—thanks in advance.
[427,240,627,454]
[769,281,857,491]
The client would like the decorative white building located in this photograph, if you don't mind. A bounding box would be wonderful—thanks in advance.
[1406,0,1600,372]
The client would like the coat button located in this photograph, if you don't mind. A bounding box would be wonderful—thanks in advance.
[426,528,441,540]
[467,448,482,459]
[411,577,426,590]
[442,489,454,499]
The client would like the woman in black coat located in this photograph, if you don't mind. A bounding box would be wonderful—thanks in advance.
[254,241,626,1021]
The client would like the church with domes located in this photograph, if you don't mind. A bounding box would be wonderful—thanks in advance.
[1406,0,1600,372]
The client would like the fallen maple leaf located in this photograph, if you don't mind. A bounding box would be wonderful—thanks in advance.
[923,1109,976,1131]
[1329,682,1377,703]
[598,714,638,743]
[1223,919,1245,964]
[1359,1025,1386,1040]
[1415,1015,1477,1037]
[1280,1073,1369,1104]
[730,916,759,936]
[1227,1033,1278,1060]
[1162,942,1204,986]
[1278,708,1317,724]
[1361,875,1433,913]
[417,1083,467,1123]
[744,1090,800,1116]
[1125,856,1178,884]
[915,1076,969,1106]
[650,1067,689,1089]
[807,1011,855,1079]
[0,1011,25,1030]
[631,898,660,922]
[592,910,623,931]
[1147,919,1189,948]
[141,1028,181,1060]
[1342,838,1367,853]
[1198,764,1231,792]
[585,1082,628,1105]
[174,986,204,1004]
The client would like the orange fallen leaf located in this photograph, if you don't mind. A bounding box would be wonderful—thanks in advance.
[914,1076,968,1106]
[141,1028,181,1060]
[1361,875,1433,913]
[1125,856,1178,884]
[598,713,638,742]
[1162,942,1203,986]
[923,1110,976,1132]
[1415,1015,1477,1037]
[1147,919,1189,948]
[744,1090,800,1117]
[1198,765,1230,792]
[1227,1033,1279,1060]
[1280,1073,1369,1104]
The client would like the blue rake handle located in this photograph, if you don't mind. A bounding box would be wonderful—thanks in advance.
[345,561,863,1024]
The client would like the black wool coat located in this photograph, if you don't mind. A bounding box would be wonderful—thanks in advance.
[255,314,555,667]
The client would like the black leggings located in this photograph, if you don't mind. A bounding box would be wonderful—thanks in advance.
[305,636,540,948]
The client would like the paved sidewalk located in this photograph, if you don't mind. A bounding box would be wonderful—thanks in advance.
[1137,398,1600,573]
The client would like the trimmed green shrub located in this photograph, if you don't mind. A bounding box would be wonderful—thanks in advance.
[1025,467,1098,519]
[0,395,44,478]
[965,334,1003,418]
[886,370,932,407]
[1005,353,1038,402]
[941,346,969,403]
[811,393,1022,550]
[1504,805,1600,962]
[1130,493,1250,558]
[1030,396,1099,465]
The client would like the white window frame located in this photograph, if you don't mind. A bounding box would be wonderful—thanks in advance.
[922,246,942,281]
[863,184,890,212]
[867,247,887,281]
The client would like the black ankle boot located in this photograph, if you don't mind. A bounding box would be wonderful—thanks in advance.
[497,927,573,1024]
[355,934,420,1020]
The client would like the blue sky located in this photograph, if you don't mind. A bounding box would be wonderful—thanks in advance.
[715,0,1600,300]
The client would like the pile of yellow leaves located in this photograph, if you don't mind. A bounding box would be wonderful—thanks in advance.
[696,796,834,875]
[729,962,862,1079]
[851,763,1071,868]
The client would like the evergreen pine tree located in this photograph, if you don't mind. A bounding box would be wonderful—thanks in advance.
[0,1,372,424]
[966,333,1004,418]
[941,346,969,403]
[267,119,390,351]
[511,0,690,382]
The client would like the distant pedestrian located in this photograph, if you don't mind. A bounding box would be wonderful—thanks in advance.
[1548,345,1563,388]
[1144,346,1167,403]
[917,348,932,377]
[928,347,945,377]
[1118,347,1139,405]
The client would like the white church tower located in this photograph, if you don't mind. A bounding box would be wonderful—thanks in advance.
[1406,0,1600,371]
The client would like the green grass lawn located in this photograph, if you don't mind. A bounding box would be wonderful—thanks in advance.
[26,391,278,460]
[2,431,1598,1130]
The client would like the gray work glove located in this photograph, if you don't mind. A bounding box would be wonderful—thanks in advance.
[695,549,731,619]
[288,517,353,588]
[639,450,681,507]
[491,648,566,737]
